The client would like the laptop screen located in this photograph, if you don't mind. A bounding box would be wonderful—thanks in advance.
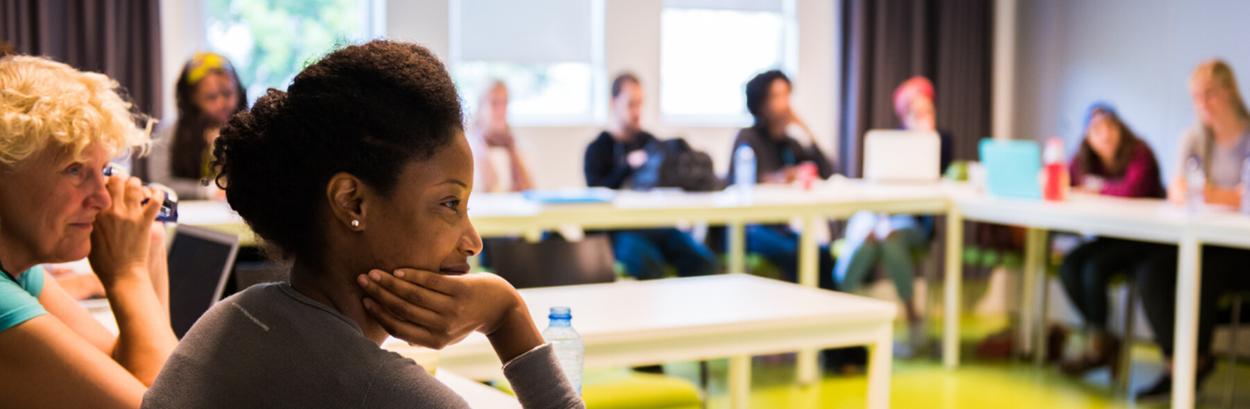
[168,226,239,339]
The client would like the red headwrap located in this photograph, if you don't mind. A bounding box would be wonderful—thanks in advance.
[893,76,935,120]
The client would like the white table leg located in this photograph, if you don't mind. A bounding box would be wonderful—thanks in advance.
[797,214,819,288]
[1019,227,1046,360]
[943,208,964,369]
[729,220,746,275]
[1030,228,1051,366]
[796,215,821,386]
[1172,233,1203,409]
[797,349,819,386]
[729,354,751,409]
[867,322,894,409]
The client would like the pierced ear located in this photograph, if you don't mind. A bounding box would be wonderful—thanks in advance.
[326,172,367,231]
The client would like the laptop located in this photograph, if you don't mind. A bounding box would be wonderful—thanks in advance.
[979,138,1043,200]
[167,224,241,338]
[862,130,941,182]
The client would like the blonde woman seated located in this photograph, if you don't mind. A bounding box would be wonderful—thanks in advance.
[0,56,176,408]
[467,80,534,193]
[142,41,582,408]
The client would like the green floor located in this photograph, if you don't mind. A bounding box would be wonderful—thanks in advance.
[649,316,1250,409]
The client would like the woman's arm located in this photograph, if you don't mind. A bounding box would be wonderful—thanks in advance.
[1205,185,1242,207]
[87,176,178,386]
[0,315,147,409]
[506,146,536,192]
[1101,149,1158,198]
[584,139,632,189]
[359,270,583,408]
[357,269,544,362]
[38,273,117,355]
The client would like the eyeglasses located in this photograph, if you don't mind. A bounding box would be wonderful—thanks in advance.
[103,163,179,222]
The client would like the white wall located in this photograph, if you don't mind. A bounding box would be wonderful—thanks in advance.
[1012,0,1250,181]
[158,0,839,189]
[158,0,207,127]
[387,0,840,189]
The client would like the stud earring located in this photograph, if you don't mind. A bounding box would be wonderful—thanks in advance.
[351,219,360,228]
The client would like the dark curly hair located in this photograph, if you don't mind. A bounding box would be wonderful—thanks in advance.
[745,70,790,130]
[211,40,464,262]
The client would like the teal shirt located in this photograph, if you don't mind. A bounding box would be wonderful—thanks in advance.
[0,265,48,333]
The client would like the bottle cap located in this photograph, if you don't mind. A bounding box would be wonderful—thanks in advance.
[1043,137,1064,164]
[549,306,571,320]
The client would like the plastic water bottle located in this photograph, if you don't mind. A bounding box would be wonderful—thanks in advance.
[1186,157,1206,214]
[1241,156,1250,215]
[542,307,584,393]
[733,144,756,205]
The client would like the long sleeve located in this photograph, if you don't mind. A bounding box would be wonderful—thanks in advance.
[502,344,585,409]
[803,143,835,180]
[1101,144,1165,198]
[1068,157,1086,188]
[583,135,631,189]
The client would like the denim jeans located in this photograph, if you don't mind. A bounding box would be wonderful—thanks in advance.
[745,224,835,285]
[612,228,718,280]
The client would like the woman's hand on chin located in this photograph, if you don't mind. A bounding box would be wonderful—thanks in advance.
[357,269,536,350]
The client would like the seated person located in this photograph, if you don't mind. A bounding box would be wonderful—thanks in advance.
[148,53,247,200]
[1056,103,1166,376]
[725,70,835,283]
[1136,59,1250,399]
[583,73,717,280]
[142,40,583,409]
[0,55,176,408]
[833,76,953,354]
[468,80,534,193]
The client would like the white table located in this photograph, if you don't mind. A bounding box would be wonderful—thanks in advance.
[178,182,1250,409]
[946,190,1250,409]
[384,274,899,409]
[180,182,947,389]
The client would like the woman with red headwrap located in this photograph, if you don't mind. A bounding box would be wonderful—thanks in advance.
[833,76,953,357]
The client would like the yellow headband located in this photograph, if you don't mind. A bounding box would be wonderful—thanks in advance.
[185,53,233,85]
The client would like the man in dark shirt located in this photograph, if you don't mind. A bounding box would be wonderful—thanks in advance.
[727,70,836,283]
[583,74,717,280]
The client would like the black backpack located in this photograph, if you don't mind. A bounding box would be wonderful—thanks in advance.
[627,138,725,192]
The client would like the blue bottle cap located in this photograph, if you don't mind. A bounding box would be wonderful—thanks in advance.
[549,306,571,320]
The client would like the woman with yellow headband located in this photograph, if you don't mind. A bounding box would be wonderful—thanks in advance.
[149,53,247,200]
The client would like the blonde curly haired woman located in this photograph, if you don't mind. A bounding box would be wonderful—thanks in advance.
[0,56,176,408]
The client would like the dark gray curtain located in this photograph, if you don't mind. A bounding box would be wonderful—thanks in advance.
[838,0,992,177]
[2,0,162,177]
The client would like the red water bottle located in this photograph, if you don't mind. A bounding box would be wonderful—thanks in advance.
[1042,137,1068,201]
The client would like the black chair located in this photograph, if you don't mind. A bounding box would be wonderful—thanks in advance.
[484,234,616,289]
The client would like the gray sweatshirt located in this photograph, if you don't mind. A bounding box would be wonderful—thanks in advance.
[142,283,583,409]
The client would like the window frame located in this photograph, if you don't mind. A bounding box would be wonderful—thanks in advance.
[447,0,607,127]
[658,0,799,128]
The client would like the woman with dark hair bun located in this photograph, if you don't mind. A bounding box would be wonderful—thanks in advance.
[148,53,247,200]
[142,40,583,409]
